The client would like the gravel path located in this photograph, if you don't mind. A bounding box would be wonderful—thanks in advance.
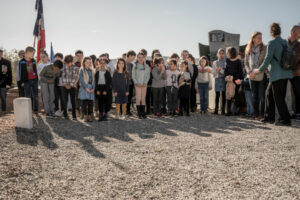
[0,112,300,199]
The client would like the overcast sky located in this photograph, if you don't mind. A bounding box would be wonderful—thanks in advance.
[0,0,299,58]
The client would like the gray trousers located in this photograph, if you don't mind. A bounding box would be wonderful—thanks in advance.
[166,86,178,112]
[40,82,55,114]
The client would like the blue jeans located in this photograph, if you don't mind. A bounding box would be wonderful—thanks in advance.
[198,82,209,112]
[24,79,39,111]
[0,88,8,111]
[244,90,254,116]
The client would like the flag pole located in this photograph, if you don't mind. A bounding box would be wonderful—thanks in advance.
[33,36,36,48]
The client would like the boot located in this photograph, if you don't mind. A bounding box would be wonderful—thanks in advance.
[214,107,218,115]
[141,105,147,119]
[84,115,88,122]
[137,106,142,119]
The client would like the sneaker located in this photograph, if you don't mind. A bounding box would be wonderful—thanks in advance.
[275,121,291,126]
[121,115,126,120]
[260,118,275,124]
[55,110,63,117]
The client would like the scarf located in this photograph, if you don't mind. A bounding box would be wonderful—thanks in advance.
[249,45,260,70]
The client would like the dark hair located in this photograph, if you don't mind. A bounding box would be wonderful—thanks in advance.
[154,57,164,65]
[114,58,127,74]
[151,49,160,60]
[153,53,162,60]
[25,46,35,53]
[188,54,196,65]
[170,53,179,59]
[41,51,48,57]
[127,50,136,58]
[104,53,110,58]
[137,52,145,57]
[270,23,281,37]
[199,56,209,66]
[89,55,96,68]
[64,55,73,64]
[169,58,177,66]
[54,53,64,59]
[75,50,83,55]
[140,49,148,56]
[227,47,238,59]
[53,60,63,69]
[180,60,190,72]
[99,58,109,64]
[181,50,189,55]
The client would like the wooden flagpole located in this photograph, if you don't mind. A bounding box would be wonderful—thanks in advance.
[33,36,36,48]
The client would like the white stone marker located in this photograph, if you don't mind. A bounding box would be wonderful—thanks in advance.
[13,98,33,129]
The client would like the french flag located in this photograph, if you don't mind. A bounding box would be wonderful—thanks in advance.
[33,0,46,63]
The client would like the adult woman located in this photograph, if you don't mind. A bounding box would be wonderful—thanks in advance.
[244,32,267,120]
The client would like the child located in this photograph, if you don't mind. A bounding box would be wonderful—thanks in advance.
[61,55,79,120]
[37,51,50,76]
[126,50,137,116]
[195,56,213,114]
[78,57,95,122]
[132,52,150,119]
[20,46,39,114]
[113,58,130,120]
[39,60,63,116]
[53,53,64,116]
[152,57,166,117]
[212,49,226,115]
[242,77,254,117]
[74,50,84,118]
[178,61,191,116]
[187,54,198,112]
[224,47,243,116]
[14,50,25,97]
[165,59,180,116]
[0,49,12,112]
[95,58,112,121]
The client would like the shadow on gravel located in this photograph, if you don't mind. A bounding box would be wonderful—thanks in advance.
[15,115,58,150]
[15,113,272,159]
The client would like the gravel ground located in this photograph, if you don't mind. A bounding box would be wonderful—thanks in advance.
[0,111,300,200]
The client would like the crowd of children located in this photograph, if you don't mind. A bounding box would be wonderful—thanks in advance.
[0,23,299,126]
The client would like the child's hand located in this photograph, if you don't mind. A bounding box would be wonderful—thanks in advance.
[85,88,91,93]
[114,92,117,96]
[103,91,107,95]
[125,92,129,96]
[235,79,241,85]
[216,67,221,72]
[207,68,212,73]
[97,91,101,95]
[90,89,94,94]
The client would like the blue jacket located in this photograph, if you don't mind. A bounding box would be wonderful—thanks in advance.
[78,69,95,100]
[258,36,293,82]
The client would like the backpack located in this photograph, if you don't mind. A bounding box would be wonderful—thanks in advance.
[275,41,299,70]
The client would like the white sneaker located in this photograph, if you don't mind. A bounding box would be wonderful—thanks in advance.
[115,115,119,120]
[121,115,126,120]
[55,110,63,117]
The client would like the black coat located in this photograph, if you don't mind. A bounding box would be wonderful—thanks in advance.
[20,58,38,83]
[95,70,112,94]
[0,58,12,88]
[178,73,191,99]
[225,59,244,81]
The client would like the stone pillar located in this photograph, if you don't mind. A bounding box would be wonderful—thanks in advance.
[13,98,33,129]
